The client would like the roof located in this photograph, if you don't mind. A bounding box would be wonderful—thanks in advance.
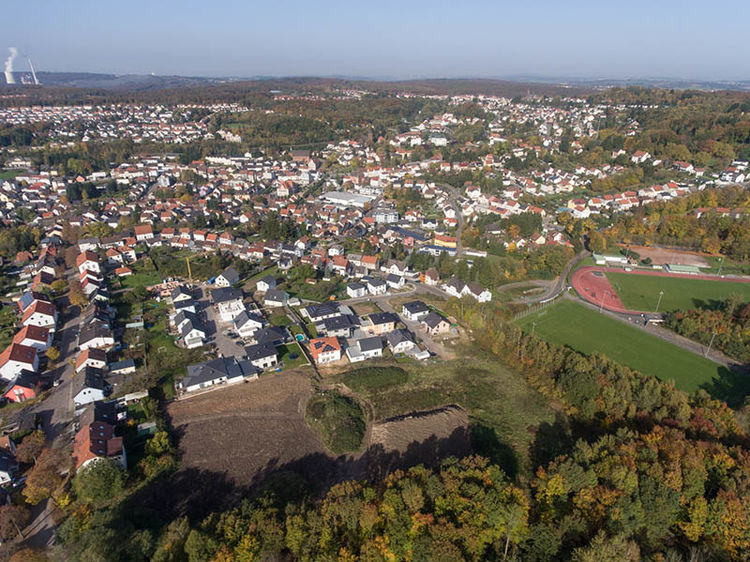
[12,325,49,345]
[219,266,240,284]
[309,337,341,359]
[244,343,278,362]
[422,311,449,329]
[0,343,37,367]
[183,357,259,388]
[211,287,243,304]
[403,300,429,315]
[170,285,192,300]
[108,358,135,373]
[75,347,107,370]
[357,336,382,352]
[253,326,287,345]
[264,289,288,302]
[368,312,397,326]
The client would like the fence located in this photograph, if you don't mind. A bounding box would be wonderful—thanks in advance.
[513,292,563,321]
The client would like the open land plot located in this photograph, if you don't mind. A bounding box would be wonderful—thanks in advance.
[624,245,711,267]
[606,271,750,312]
[516,299,725,393]
[168,371,329,488]
[335,349,557,477]
[164,369,479,518]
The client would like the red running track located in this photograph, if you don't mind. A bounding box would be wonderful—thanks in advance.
[571,266,750,314]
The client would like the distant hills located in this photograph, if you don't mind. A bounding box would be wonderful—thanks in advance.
[1,72,748,94]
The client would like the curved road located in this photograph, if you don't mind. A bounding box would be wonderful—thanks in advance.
[500,250,588,304]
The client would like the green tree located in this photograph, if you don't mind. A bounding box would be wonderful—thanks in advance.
[73,459,126,503]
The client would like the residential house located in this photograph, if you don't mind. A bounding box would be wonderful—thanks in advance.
[386,329,416,355]
[264,289,289,308]
[215,266,240,288]
[211,287,245,322]
[178,357,259,393]
[366,278,387,296]
[386,273,405,289]
[75,348,108,373]
[233,311,265,339]
[401,301,430,322]
[72,402,125,471]
[362,312,398,336]
[309,337,342,365]
[0,344,38,381]
[346,336,383,363]
[346,282,367,298]
[244,344,279,370]
[77,320,115,351]
[256,275,277,293]
[3,371,40,403]
[12,325,52,351]
[421,312,451,336]
[21,300,57,331]
[72,367,111,407]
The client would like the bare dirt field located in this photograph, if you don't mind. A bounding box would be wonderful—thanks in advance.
[168,371,329,488]
[625,245,711,267]
[160,371,472,519]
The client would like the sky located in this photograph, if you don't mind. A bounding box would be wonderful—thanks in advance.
[2,0,749,80]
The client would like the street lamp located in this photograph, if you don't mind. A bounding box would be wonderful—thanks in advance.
[654,290,664,314]
[531,321,536,337]
[717,256,725,277]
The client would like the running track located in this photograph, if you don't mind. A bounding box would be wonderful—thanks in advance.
[571,266,750,314]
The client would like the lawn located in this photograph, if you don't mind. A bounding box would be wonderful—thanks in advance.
[516,299,725,394]
[144,300,205,399]
[278,342,308,370]
[121,271,163,289]
[606,272,750,312]
[0,170,19,180]
[333,348,557,478]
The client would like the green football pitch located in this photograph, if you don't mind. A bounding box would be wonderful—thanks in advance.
[517,299,729,394]
[605,272,750,312]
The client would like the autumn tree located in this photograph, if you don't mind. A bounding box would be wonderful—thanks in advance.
[0,504,31,541]
[15,430,46,465]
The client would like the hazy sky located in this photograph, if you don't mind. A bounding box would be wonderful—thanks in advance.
[3,0,748,80]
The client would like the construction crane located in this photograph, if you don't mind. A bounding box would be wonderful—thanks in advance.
[186,257,193,288]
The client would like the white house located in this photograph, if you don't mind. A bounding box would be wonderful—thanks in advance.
[0,344,38,381]
[244,344,278,370]
[233,311,265,339]
[401,301,430,322]
[346,282,367,298]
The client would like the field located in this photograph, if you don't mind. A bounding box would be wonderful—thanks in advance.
[334,350,557,477]
[168,371,330,488]
[606,272,750,312]
[516,299,724,393]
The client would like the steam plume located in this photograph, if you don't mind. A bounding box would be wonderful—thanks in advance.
[4,47,17,85]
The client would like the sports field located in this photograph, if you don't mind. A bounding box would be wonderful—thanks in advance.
[606,272,750,312]
[517,299,724,393]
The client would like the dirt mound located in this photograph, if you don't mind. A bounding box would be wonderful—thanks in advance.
[366,405,471,470]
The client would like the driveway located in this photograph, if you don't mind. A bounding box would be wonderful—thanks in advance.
[198,288,246,358]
